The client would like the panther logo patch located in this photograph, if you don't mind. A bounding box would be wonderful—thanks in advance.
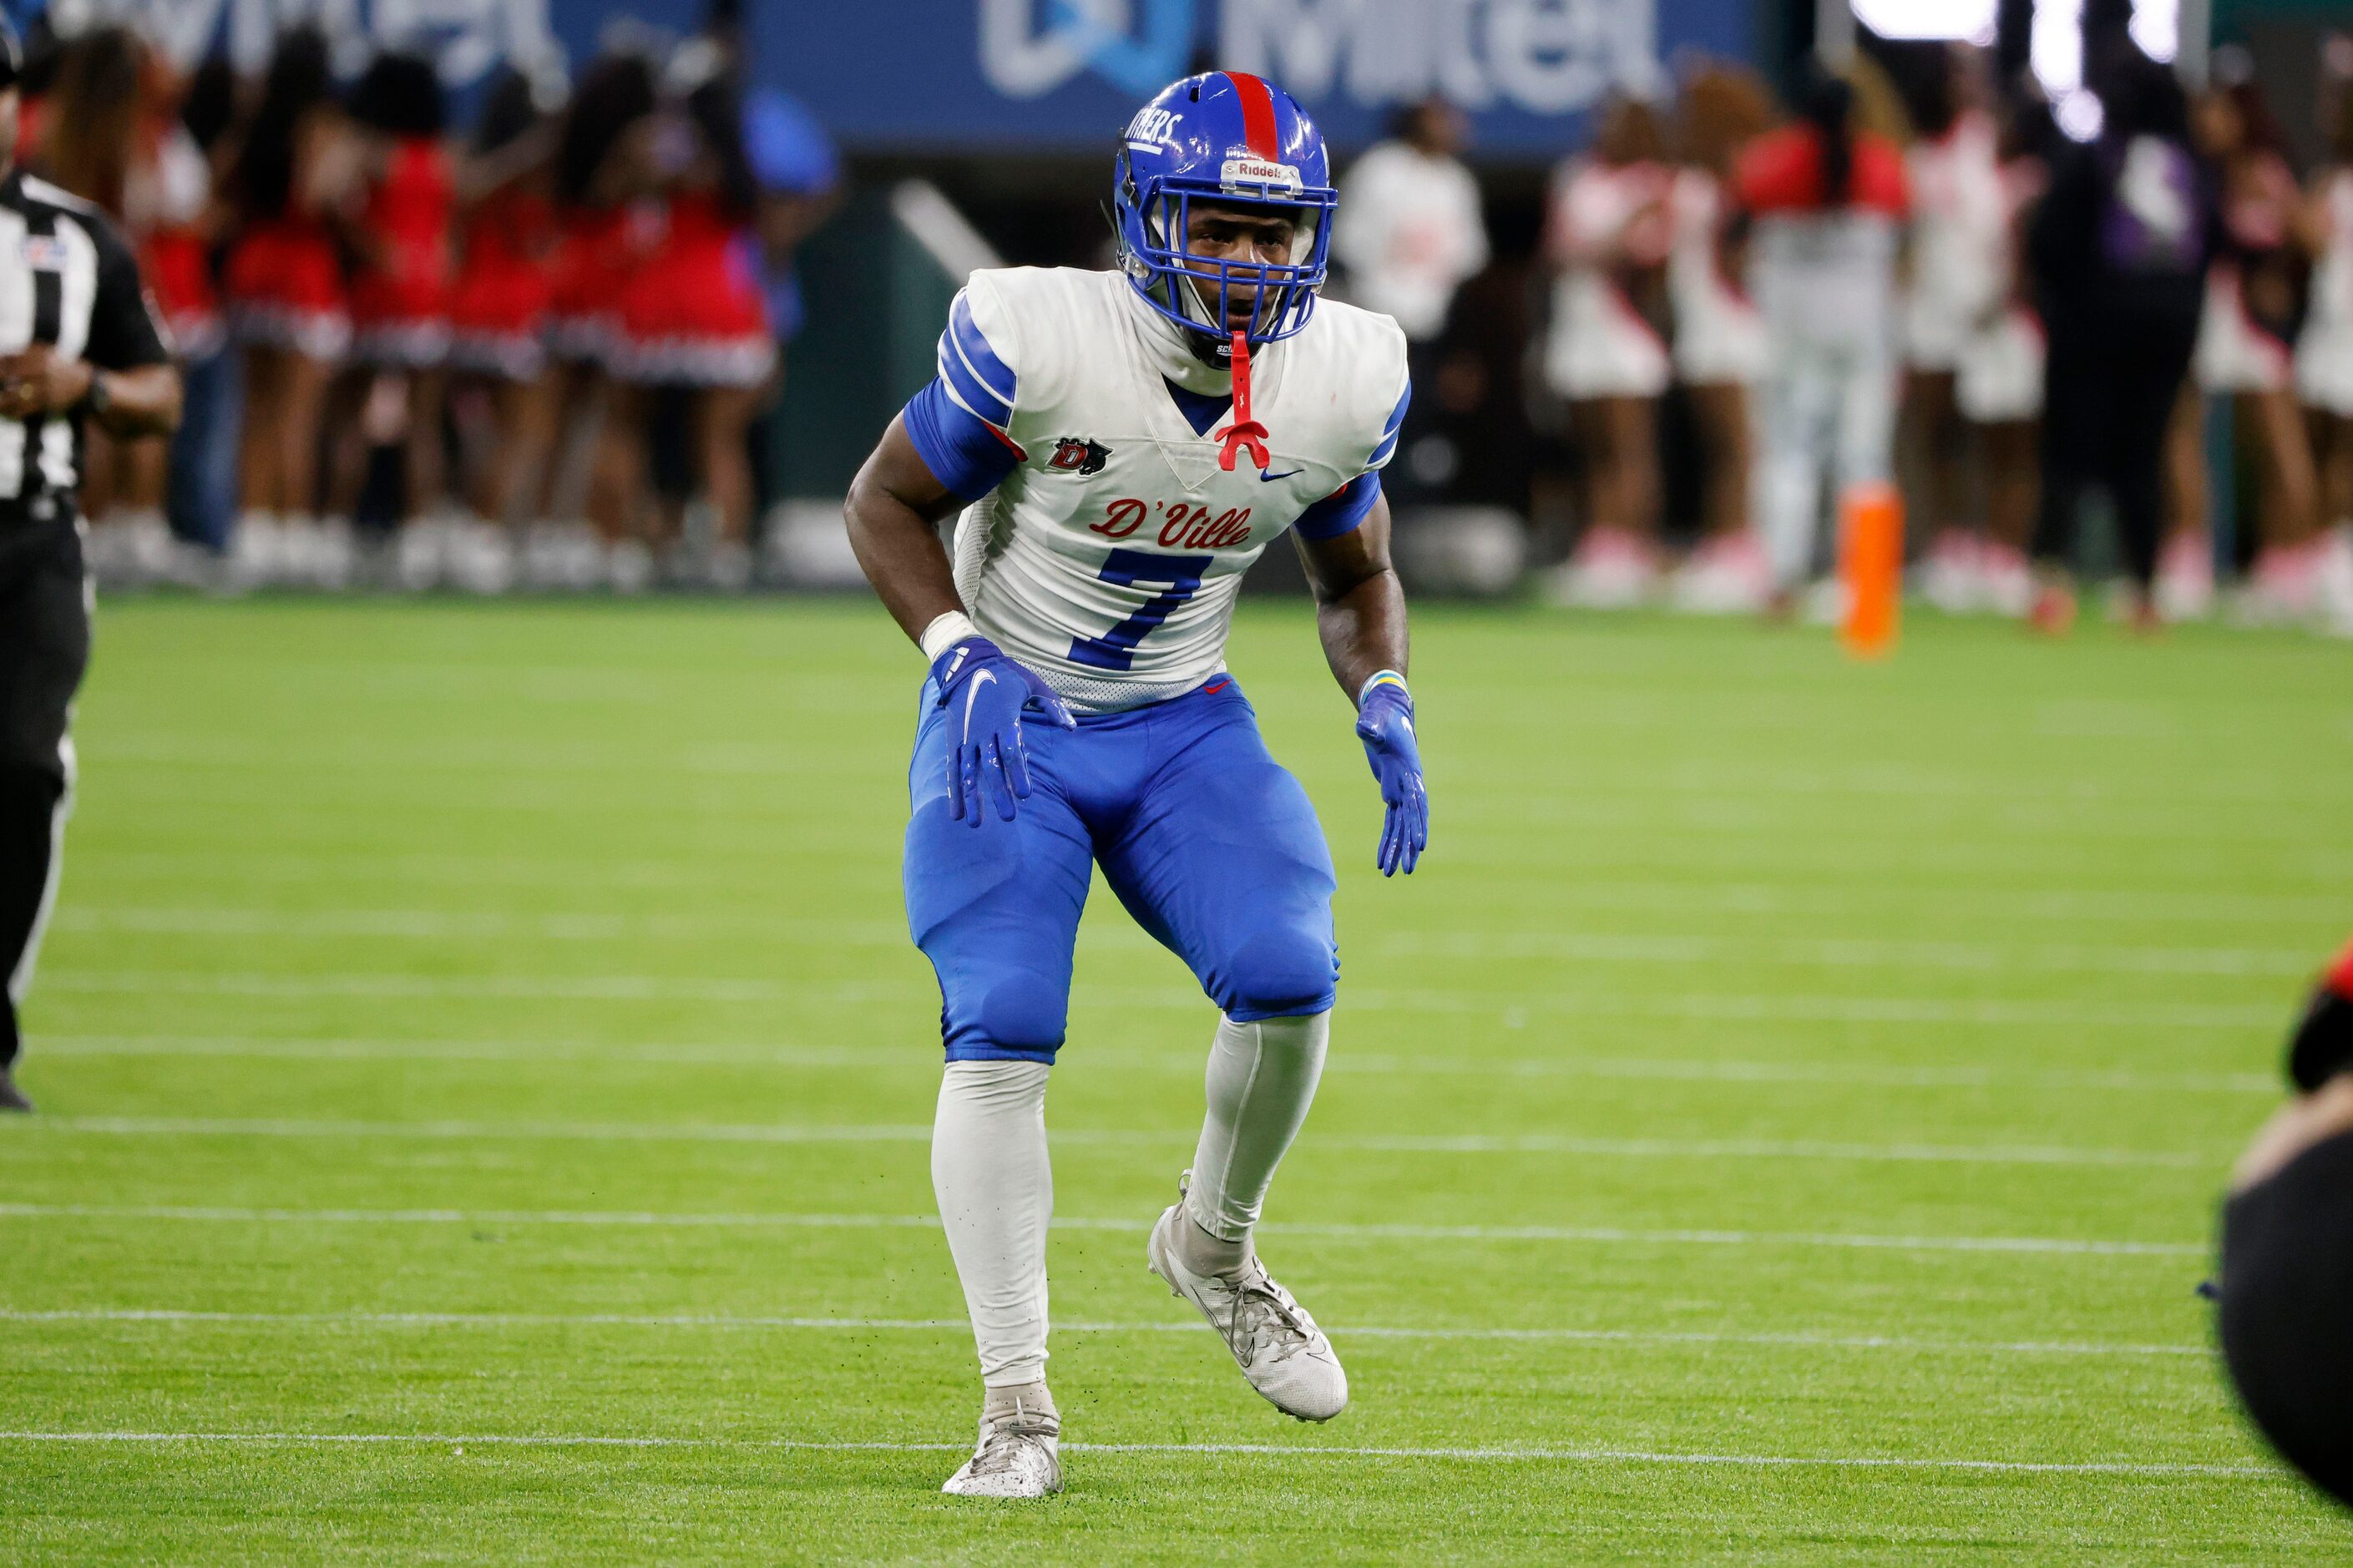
[1046,438,1111,476]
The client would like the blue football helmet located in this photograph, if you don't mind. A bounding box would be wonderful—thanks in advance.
[1113,71,1337,362]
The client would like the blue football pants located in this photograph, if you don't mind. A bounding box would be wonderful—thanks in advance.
[903,675,1338,1063]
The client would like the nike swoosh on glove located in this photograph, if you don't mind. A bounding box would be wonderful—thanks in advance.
[1354,677,1428,877]
[930,635,1077,826]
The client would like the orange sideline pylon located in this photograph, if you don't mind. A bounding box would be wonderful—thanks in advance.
[1839,481,1904,659]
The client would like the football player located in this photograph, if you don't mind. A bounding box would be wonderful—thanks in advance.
[843,71,1424,1498]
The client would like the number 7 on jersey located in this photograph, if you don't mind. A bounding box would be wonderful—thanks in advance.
[1068,549,1216,671]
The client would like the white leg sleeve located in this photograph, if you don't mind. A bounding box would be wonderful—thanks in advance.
[1183,1011,1330,1244]
[932,1060,1053,1388]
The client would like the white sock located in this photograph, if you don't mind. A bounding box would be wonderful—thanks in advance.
[932,1060,1053,1388]
[1180,1011,1330,1274]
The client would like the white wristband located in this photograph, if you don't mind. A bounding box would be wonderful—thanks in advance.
[919,610,979,663]
[1358,669,1409,708]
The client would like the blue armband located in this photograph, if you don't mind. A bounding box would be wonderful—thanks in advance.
[903,378,1022,501]
[1295,470,1382,541]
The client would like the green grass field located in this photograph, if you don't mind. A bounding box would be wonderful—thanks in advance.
[4,596,2352,1563]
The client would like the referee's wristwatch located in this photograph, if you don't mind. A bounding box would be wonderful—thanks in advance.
[81,371,110,421]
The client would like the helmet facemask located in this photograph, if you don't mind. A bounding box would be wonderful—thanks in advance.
[1119,149,1334,367]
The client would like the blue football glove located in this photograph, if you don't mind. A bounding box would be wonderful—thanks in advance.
[1354,672,1428,877]
[930,635,1076,826]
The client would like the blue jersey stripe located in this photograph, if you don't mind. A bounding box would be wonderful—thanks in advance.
[949,291,1015,404]
[937,335,1013,428]
[1368,381,1411,466]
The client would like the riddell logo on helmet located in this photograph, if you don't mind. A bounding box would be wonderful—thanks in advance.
[1047,438,1111,475]
[1222,155,1301,192]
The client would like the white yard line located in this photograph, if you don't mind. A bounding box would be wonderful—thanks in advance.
[76,774,2335,851]
[0,1307,2205,1358]
[25,969,2287,1029]
[85,732,2325,806]
[64,860,2353,925]
[1336,991,2281,1028]
[48,908,910,944]
[27,1033,2278,1095]
[1379,932,2320,978]
[89,739,827,776]
[0,1203,2208,1257]
[0,1428,2277,1478]
[76,851,802,889]
[37,972,815,1004]
[44,906,2323,979]
[8,1115,2223,1168]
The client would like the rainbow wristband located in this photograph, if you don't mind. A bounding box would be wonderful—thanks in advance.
[1358,669,1410,708]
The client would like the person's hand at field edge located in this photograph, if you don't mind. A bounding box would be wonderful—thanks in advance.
[0,344,89,420]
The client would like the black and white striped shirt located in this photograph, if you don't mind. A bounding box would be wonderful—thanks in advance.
[0,170,170,534]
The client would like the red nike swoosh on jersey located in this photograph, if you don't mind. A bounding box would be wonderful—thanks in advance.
[1204,680,1228,695]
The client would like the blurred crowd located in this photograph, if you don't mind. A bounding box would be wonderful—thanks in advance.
[48,4,838,594]
[47,6,2353,634]
[1335,36,2353,635]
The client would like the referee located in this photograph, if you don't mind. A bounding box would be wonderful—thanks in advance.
[0,18,182,1113]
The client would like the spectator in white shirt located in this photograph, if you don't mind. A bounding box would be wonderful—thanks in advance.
[1333,98,1489,345]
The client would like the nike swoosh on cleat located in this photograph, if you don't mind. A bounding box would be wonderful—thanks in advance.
[1258,468,1303,483]
[962,670,996,744]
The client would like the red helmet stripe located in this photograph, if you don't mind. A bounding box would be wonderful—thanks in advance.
[1224,71,1281,159]
[2328,935,2353,1002]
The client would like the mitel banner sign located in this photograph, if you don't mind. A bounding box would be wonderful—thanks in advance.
[69,0,557,77]
[38,0,1753,154]
[772,0,1756,154]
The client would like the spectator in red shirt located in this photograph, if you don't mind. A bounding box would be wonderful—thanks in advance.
[1734,68,1909,611]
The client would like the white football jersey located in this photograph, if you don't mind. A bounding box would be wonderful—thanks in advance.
[938,267,1409,712]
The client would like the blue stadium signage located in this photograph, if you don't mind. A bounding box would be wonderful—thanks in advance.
[776,0,1756,154]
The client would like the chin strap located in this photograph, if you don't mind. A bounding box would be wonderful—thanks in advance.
[1212,330,1271,473]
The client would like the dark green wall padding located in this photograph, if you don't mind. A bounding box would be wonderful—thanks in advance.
[769,188,962,500]
[2214,0,2345,23]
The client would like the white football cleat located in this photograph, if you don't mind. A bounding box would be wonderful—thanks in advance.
[940,1398,1062,1499]
[1147,1187,1349,1423]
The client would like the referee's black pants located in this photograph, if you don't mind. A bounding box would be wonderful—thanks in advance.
[0,523,89,1070]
